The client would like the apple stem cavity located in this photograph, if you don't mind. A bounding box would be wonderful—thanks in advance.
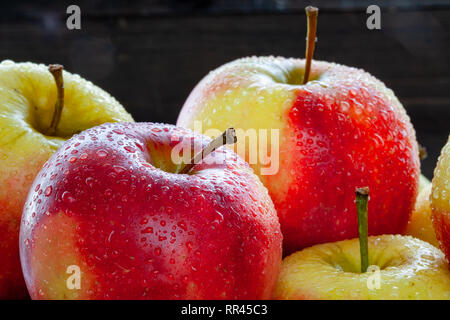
[355,186,369,273]
[303,6,318,85]
[46,64,65,136]
[179,127,237,174]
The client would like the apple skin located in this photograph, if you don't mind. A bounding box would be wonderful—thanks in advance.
[0,60,133,299]
[274,235,450,300]
[177,56,420,253]
[431,136,450,262]
[404,182,439,247]
[19,122,283,299]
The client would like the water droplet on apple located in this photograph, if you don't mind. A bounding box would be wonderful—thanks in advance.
[141,227,153,234]
[85,177,94,188]
[62,191,75,203]
[97,149,108,158]
[124,146,135,153]
[44,186,52,196]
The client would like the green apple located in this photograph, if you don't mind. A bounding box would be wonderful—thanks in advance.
[0,60,133,298]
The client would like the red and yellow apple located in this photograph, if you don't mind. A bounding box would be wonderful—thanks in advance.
[177,56,420,253]
[431,136,450,261]
[274,235,450,300]
[19,122,283,299]
[0,60,133,298]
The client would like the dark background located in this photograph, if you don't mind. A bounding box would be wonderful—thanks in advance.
[1,0,449,178]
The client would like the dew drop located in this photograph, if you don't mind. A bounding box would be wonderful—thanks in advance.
[44,186,52,197]
[124,146,136,153]
[62,191,75,204]
[97,150,108,158]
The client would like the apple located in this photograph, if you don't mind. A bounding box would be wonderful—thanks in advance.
[431,136,450,262]
[177,8,420,253]
[418,174,431,194]
[19,122,283,299]
[273,234,450,299]
[0,60,133,299]
[404,181,439,247]
[274,188,450,300]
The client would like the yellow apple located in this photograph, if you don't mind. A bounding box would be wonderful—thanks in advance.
[0,60,133,298]
[274,235,450,300]
[418,174,431,193]
[404,175,439,247]
[431,136,450,262]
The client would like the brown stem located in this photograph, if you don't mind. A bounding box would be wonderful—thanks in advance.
[419,144,427,161]
[45,64,64,136]
[355,186,369,273]
[179,128,237,174]
[303,6,319,85]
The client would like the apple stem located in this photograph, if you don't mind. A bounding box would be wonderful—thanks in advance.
[179,128,237,174]
[355,187,369,273]
[419,144,427,161]
[303,6,318,85]
[46,64,65,136]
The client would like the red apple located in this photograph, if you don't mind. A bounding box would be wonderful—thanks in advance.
[177,59,420,253]
[177,8,419,254]
[19,122,282,299]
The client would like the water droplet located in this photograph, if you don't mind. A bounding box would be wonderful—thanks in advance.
[113,165,126,174]
[44,186,52,197]
[85,177,94,188]
[124,146,135,153]
[141,227,153,234]
[97,149,108,158]
[62,191,75,204]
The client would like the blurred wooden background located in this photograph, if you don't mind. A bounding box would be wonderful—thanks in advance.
[0,0,449,177]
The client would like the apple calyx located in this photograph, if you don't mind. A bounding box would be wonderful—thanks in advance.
[179,127,237,174]
[45,64,65,136]
[355,186,369,273]
[303,6,318,85]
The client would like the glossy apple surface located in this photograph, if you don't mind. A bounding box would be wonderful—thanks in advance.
[0,60,133,298]
[404,182,439,247]
[20,122,282,299]
[177,56,420,253]
[431,136,450,261]
[274,235,450,300]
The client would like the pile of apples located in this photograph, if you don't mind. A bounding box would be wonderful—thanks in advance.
[1,7,449,300]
